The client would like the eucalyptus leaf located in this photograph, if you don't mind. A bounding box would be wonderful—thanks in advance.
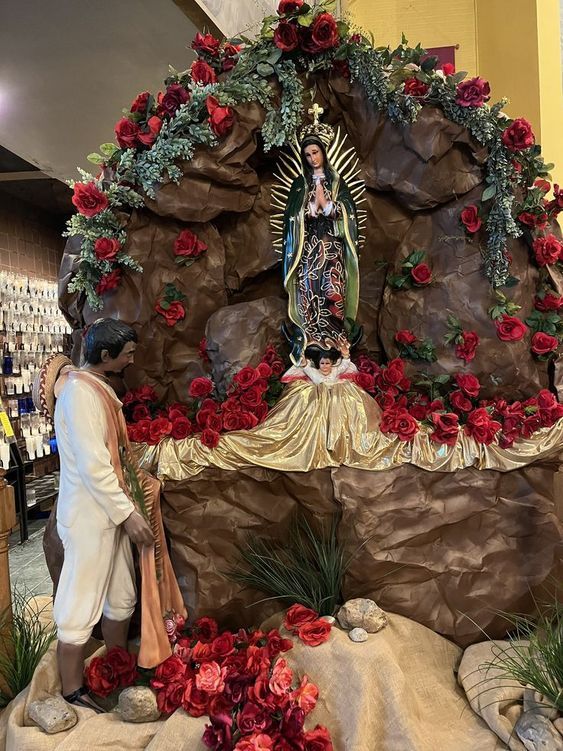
[87,153,105,165]
[100,143,118,157]
[481,184,497,201]
[256,63,274,77]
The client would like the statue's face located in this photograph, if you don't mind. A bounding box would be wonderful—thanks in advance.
[304,143,324,170]
[319,357,333,375]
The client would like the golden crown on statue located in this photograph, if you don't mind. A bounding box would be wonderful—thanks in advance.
[298,103,335,147]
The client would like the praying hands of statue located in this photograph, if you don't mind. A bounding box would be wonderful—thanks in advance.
[315,178,328,212]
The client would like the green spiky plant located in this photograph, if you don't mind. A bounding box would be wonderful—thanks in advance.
[0,589,57,707]
[230,513,376,616]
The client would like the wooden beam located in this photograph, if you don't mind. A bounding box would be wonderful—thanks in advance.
[172,0,222,37]
[0,171,52,182]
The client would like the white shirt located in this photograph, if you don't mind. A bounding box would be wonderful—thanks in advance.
[54,373,135,529]
[282,358,358,385]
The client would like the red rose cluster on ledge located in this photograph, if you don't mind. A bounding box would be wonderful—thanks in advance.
[124,346,286,448]
[85,609,334,750]
[353,354,563,448]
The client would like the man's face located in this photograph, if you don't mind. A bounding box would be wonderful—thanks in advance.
[102,341,136,375]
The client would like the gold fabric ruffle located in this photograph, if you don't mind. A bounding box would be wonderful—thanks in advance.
[136,381,563,480]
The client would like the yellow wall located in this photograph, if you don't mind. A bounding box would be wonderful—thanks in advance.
[344,0,563,185]
[344,0,477,75]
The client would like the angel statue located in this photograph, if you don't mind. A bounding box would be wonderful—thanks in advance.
[271,104,366,365]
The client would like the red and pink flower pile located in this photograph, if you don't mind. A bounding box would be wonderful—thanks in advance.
[353,354,563,448]
[124,346,286,448]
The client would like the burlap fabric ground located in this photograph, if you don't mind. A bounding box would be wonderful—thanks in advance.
[0,611,509,751]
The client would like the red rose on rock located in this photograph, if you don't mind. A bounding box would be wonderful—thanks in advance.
[85,655,120,697]
[72,182,109,218]
[278,0,303,13]
[131,91,150,113]
[464,408,501,445]
[200,428,220,448]
[115,117,141,149]
[454,373,481,398]
[455,331,479,363]
[395,330,417,345]
[495,314,527,342]
[94,237,121,262]
[303,725,333,751]
[403,78,429,97]
[159,84,190,117]
[311,12,339,50]
[449,390,472,413]
[191,60,217,85]
[532,234,562,266]
[502,118,535,152]
[534,293,563,311]
[95,269,121,296]
[191,31,221,57]
[137,115,163,147]
[206,95,235,137]
[531,331,559,356]
[274,21,299,51]
[155,300,186,327]
[411,263,432,285]
[284,604,318,632]
[429,412,459,446]
[460,204,482,233]
[170,417,192,440]
[174,228,207,258]
[297,619,332,647]
[455,77,490,107]
[189,377,214,399]
[105,646,138,688]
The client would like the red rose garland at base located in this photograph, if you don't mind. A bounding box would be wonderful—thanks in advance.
[85,607,334,751]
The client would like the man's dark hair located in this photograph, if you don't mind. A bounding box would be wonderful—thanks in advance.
[305,345,341,369]
[83,318,137,365]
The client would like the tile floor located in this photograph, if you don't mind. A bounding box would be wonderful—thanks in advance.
[9,518,52,597]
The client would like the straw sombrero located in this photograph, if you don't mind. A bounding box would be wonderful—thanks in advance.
[32,354,74,420]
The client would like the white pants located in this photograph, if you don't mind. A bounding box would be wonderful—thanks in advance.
[54,515,136,645]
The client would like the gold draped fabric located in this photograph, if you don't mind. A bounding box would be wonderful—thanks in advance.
[136,381,563,480]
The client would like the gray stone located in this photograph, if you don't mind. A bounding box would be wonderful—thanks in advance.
[28,695,77,734]
[337,598,388,633]
[117,686,161,723]
[320,615,336,625]
[348,627,368,643]
[514,711,563,751]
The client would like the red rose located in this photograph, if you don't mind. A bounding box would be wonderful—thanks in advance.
[195,616,218,643]
[94,237,121,262]
[137,385,158,402]
[132,404,151,422]
[495,314,527,342]
[449,390,472,413]
[222,411,242,431]
[155,300,186,327]
[411,263,432,285]
[502,118,535,152]
[534,293,563,311]
[303,725,334,751]
[278,0,303,13]
[72,182,109,218]
[191,60,217,85]
[531,331,559,356]
[460,204,482,233]
[535,179,551,193]
[532,234,562,266]
[395,330,417,345]
[380,407,419,441]
[205,411,223,432]
[234,366,259,389]
[240,385,264,408]
[137,115,163,147]
[265,629,293,658]
[455,77,490,107]
[238,411,259,429]
[200,428,220,448]
[149,417,172,443]
[211,632,235,659]
[151,654,186,689]
[355,372,375,392]
[171,416,192,440]
[274,21,299,52]
[181,678,209,718]
[85,655,120,697]
[114,117,141,149]
[131,91,150,113]
[455,331,479,363]
[464,408,501,445]
[284,604,318,632]
[429,412,459,446]
[442,63,455,76]
[199,337,210,363]
[159,84,190,117]
[332,59,351,79]
[454,373,481,398]
[174,228,207,258]
[191,31,221,57]
[257,362,273,378]
[403,78,429,97]
[206,95,235,137]
[381,358,404,386]
[189,377,214,398]
[104,646,138,688]
[128,418,151,443]
[310,12,339,50]
[156,681,185,715]
[518,211,548,230]
[95,269,122,295]
[297,619,332,647]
